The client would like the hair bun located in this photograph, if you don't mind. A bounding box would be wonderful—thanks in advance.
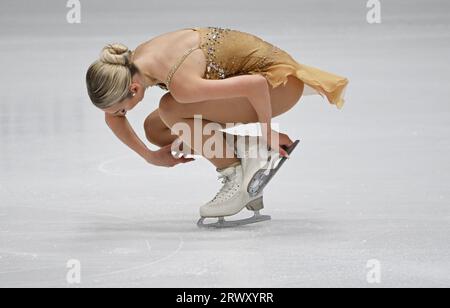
[100,43,132,66]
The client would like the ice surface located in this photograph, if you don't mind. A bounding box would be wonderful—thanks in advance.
[0,0,449,287]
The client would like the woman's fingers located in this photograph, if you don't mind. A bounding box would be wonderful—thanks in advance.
[282,134,294,146]
[173,156,195,165]
[277,145,290,158]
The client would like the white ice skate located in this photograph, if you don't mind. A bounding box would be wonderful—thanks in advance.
[197,136,300,229]
[197,162,271,228]
[236,135,301,198]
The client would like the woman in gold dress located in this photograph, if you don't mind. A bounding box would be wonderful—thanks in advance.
[86,26,349,227]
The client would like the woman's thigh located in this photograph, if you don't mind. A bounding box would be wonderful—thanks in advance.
[161,75,304,125]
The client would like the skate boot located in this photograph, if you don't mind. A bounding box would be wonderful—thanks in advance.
[197,162,271,228]
[235,135,301,198]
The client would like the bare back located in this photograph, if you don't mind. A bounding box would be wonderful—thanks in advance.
[132,29,207,88]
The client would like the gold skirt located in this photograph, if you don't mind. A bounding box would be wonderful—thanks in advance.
[191,26,349,109]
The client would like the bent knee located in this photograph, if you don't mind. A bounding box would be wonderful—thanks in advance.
[158,93,186,126]
[144,114,160,144]
[158,93,175,119]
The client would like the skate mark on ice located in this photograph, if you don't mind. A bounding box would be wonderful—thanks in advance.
[145,240,152,253]
[98,155,131,176]
[98,155,166,177]
[0,265,63,276]
[12,204,142,223]
[97,155,148,177]
[92,236,184,278]
[0,250,38,259]
[0,204,185,284]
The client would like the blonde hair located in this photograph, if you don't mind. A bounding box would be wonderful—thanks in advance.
[86,43,138,109]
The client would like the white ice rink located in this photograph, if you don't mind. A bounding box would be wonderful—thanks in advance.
[0,0,449,287]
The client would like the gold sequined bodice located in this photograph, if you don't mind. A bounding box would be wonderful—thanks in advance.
[152,26,349,109]
[155,26,280,91]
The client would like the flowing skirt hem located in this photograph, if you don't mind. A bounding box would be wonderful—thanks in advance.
[257,61,349,110]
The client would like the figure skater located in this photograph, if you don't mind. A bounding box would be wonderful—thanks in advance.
[86,26,348,227]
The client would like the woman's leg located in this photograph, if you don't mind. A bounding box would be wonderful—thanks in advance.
[143,109,177,147]
[144,108,195,154]
[158,75,305,169]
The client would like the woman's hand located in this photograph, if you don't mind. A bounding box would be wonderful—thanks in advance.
[263,129,294,158]
[145,143,195,168]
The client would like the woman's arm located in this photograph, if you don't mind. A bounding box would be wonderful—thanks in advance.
[170,74,290,156]
[104,113,195,167]
[172,74,272,127]
[105,113,150,159]
[171,74,270,114]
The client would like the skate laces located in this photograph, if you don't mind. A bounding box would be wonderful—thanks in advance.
[210,170,239,203]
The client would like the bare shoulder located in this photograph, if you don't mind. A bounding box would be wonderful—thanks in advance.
[133,29,205,87]
[132,29,186,59]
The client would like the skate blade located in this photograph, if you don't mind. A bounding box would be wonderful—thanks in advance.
[248,140,300,197]
[197,212,271,229]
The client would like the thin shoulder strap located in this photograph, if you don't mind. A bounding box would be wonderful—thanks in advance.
[165,46,200,91]
[181,27,199,31]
